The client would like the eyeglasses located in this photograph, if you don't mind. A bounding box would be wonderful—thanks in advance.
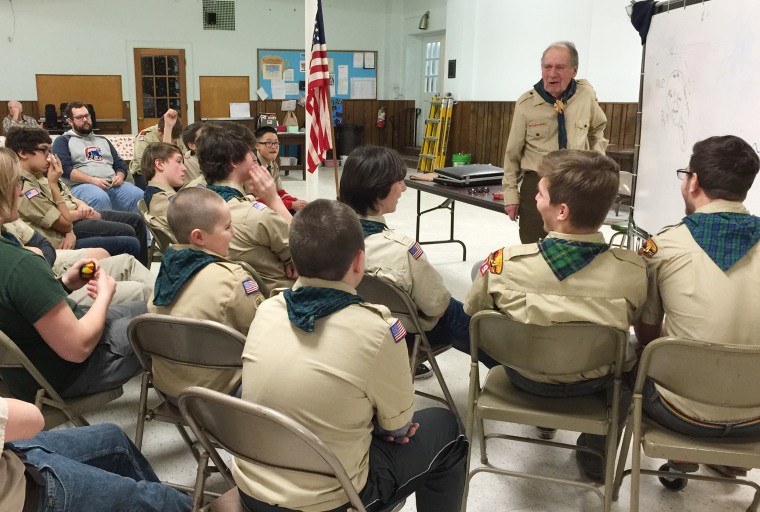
[676,168,694,180]
[33,146,51,156]
[257,141,280,148]
[72,114,91,121]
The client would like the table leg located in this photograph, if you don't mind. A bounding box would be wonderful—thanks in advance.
[414,189,467,261]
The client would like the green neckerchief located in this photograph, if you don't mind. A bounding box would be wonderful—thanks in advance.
[0,227,20,245]
[538,237,608,281]
[283,286,364,332]
[533,78,578,149]
[207,184,244,202]
[153,247,220,306]
[360,219,386,238]
[683,212,760,271]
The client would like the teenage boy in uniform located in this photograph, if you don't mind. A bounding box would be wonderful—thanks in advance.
[142,142,186,233]
[254,125,307,212]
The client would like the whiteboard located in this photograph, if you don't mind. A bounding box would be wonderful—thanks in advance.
[635,0,760,234]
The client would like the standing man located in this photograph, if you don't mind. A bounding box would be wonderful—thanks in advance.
[51,101,144,213]
[635,136,760,461]
[503,41,608,243]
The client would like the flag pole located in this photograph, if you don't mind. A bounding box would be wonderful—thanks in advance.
[326,91,340,200]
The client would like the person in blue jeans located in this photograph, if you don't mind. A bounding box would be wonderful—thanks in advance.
[51,101,143,214]
[1,397,192,512]
[339,146,482,376]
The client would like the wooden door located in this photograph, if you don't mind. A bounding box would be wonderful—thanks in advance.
[134,48,187,132]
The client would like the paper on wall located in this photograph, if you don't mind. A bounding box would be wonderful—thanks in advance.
[271,80,287,99]
[229,102,251,118]
[256,87,269,100]
[283,68,295,81]
[353,52,364,68]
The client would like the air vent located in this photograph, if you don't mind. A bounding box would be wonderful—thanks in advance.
[203,0,235,31]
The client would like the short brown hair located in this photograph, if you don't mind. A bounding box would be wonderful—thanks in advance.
[290,199,364,280]
[0,148,21,222]
[689,135,759,201]
[538,150,620,230]
[168,187,226,244]
[141,142,183,181]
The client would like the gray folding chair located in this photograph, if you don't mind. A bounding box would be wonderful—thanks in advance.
[612,337,760,512]
[179,386,368,512]
[137,198,177,267]
[127,314,246,458]
[0,330,123,430]
[461,311,628,512]
[356,273,459,419]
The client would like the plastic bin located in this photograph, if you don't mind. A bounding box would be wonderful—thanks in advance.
[452,153,472,166]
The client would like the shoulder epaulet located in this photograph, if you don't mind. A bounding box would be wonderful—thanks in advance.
[609,247,646,267]
[656,221,683,236]
[504,244,540,259]
[517,90,534,104]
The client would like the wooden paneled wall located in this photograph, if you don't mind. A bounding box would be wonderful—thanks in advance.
[0,100,40,121]
[1,100,131,134]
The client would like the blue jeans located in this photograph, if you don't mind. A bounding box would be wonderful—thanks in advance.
[9,423,192,512]
[70,181,143,214]
[75,210,150,266]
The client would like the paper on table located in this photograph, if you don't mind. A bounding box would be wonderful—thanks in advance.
[283,68,294,81]
[271,80,286,99]
[229,103,251,118]
[256,87,269,100]
[353,52,364,68]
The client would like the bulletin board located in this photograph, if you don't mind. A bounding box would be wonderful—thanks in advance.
[256,49,377,101]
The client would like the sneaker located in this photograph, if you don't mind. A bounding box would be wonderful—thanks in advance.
[575,433,605,483]
[414,363,433,380]
[536,427,557,440]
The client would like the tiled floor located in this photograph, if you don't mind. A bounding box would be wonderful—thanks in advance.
[85,166,756,511]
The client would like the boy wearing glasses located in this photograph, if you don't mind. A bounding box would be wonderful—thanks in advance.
[255,126,307,212]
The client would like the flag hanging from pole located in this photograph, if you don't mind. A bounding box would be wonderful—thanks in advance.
[305,0,332,173]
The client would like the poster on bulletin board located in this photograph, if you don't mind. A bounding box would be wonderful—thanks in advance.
[256,48,377,101]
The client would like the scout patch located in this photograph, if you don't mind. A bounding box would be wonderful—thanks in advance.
[242,278,259,295]
[479,260,490,276]
[487,248,504,274]
[252,202,268,211]
[408,242,424,259]
[24,188,40,199]
[390,319,407,343]
[638,238,658,258]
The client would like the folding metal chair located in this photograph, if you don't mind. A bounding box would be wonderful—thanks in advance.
[137,198,177,267]
[179,386,367,512]
[356,273,459,419]
[0,330,123,430]
[461,311,628,512]
[612,337,760,512]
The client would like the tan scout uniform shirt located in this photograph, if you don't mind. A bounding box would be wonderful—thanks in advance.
[0,398,27,512]
[640,200,760,422]
[257,151,284,191]
[144,181,175,233]
[218,180,295,291]
[362,215,451,332]
[181,174,207,190]
[502,79,608,205]
[465,232,647,383]
[129,124,188,177]
[235,277,414,512]
[147,245,264,398]
[18,168,78,247]
[183,153,202,185]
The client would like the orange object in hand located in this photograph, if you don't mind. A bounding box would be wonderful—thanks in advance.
[79,262,96,280]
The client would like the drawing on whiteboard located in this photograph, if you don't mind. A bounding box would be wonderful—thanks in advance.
[662,70,690,151]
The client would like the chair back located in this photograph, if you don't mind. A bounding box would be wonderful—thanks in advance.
[0,330,64,402]
[137,199,177,253]
[179,387,367,512]
[44,104,58,128]
[355,274,423,333]
[128,314,245,371]
[469,311,627,377]
[86,103,97,129]
[636,337,760,409]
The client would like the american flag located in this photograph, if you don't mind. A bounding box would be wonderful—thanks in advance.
[390,319,407,343]
[408,242,424,260]
[305,0,333,173]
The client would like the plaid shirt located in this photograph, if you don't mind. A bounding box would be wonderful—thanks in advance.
[684,212,760,271]
[537,237,609,281]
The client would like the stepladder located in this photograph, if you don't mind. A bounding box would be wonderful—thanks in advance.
[417,94,454,172]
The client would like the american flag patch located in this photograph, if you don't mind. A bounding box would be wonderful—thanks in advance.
[408,242,423,259]
[389,319,407,343]
[24,188,40,199]
[252,202,268,211]
[242,279,259,295]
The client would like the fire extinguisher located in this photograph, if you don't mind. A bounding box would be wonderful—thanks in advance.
[376,106,386,128]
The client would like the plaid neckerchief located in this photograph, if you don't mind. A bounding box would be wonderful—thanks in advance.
[153,247,220,306]
[533,78,578,149]
[283,286,364,332]
[207,184,244,202]
[684,212,760,271]
[538,237,609,281]
[360,219,387,238]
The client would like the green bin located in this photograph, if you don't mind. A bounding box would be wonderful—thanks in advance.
[451,153,471,166]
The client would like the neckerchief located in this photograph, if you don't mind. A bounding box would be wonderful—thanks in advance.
[207,184,244,202]
[143,185,162,208]
[0,227,20,246]
[153,247,220,306]
[360,219,387,238]
[283,286,364,332]
[538,237,608,281]
[533,78,578,149]
[683,212,760,271]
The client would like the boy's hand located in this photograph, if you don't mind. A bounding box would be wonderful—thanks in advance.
[382,423,420,444]
[46,154,63,182]
[247,164,278,203]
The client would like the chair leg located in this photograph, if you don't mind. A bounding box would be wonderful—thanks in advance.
[191,450,211,512]
[612,412,635,501]
[134,373,150,449]
[176,423,201,461]
[629,397,644,512]
[425,347,461,421]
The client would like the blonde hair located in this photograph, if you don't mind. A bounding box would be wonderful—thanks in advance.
[0,148,21,222]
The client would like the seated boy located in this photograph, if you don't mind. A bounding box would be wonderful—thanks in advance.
[254,126,307,211]
[148,187,265,399]
[181,121,204,185]
[236,199,467,512]
[142,142,186,233]
[198,122,296,291]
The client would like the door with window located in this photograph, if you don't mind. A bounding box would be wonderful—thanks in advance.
[134,48,187,132]
[418,35,445,148]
